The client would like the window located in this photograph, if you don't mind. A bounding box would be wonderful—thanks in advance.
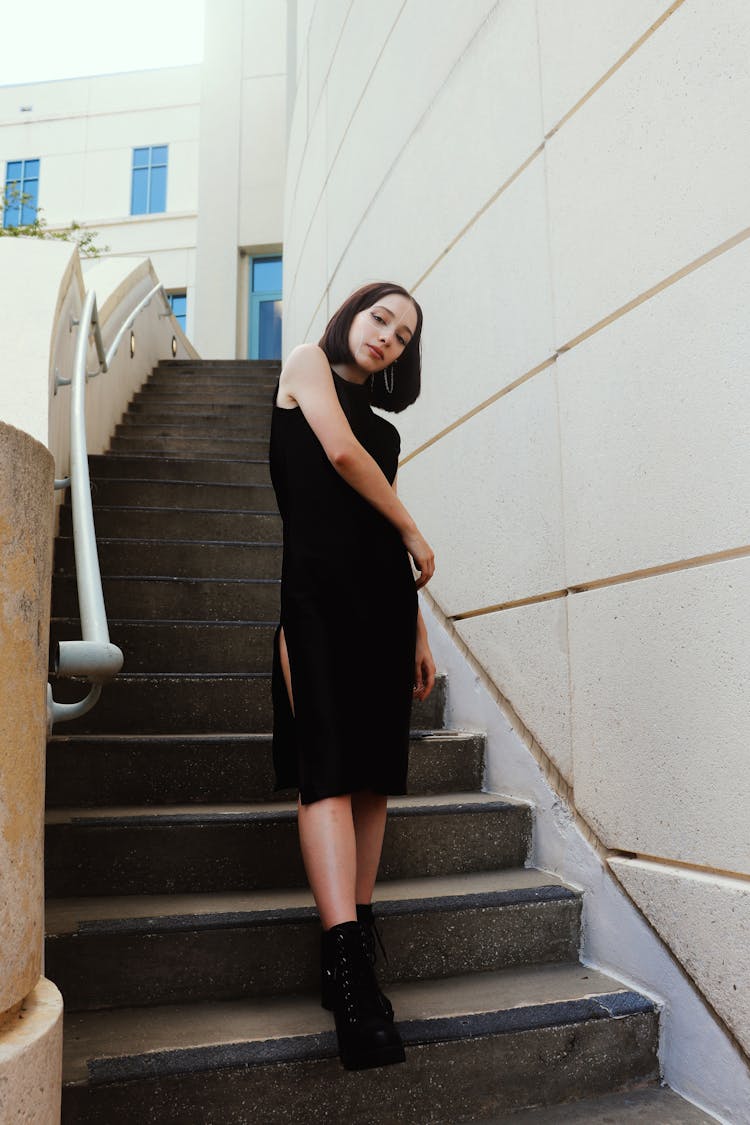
[131,146,167,215]
[3,158,40,227]
[168,292,187,332]
[248,255,282,360]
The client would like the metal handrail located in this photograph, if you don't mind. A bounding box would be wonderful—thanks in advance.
[47,282,173,728]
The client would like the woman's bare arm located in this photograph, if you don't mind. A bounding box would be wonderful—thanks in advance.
[281,343,434,586]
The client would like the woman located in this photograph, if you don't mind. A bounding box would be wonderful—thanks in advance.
[269,281,436,1071]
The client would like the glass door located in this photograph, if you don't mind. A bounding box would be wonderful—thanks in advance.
[248,255,282,360]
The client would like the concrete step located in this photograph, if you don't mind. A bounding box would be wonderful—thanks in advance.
[52,575,280,620]
[59,504,281,540]
[481,1085,718,1122]
[59,963,658,1124]
[49,671,446,734]
[114,421,271,440]
[148,370,279,385]
[141,382,277,397]
[125,405,274,422]
[86,478,277,510]
[50,619,278,671]
[132,390,276,406]
[152,360,278,371]
[109,434,269,456]
[44,792,530,896]
[45,869,581,1011]
[150,371,279,387]
[87,455,271,484]
[45,731,485,806]
[54,539,282,579]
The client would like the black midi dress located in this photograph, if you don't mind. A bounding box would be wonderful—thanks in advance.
[269,363,418,805]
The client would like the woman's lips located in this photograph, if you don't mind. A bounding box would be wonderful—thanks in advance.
[367,344,384,359]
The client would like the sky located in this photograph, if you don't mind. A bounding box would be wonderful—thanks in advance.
[0,0,205,87]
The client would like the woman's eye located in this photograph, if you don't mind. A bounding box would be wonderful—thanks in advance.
[371,312,383,323]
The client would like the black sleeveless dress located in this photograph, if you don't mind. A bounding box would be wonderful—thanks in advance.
[269,364,418,805]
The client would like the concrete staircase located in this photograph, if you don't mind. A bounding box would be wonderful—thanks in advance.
[44,359,708,1122]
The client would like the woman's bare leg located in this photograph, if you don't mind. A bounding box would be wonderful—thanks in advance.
[352,790,388,904]
[297,794,358,929]
[278,625,294,717]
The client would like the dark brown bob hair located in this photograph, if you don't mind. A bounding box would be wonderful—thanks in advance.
[317,281,423,413]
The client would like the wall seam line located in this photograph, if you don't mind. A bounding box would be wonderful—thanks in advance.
[400,224,750,466]
[449,543,750,621]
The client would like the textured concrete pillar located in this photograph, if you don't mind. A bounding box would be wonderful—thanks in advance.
[0,422,62,1122]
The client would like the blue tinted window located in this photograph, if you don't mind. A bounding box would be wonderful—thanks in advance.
[4,158,40,227]
[149,164,167,212]
[21,182,38,224]
[131,167,148,214]
[168,292,187,331]
[258,298,282,359]
[252,256,282,292]
[130,145,168,214]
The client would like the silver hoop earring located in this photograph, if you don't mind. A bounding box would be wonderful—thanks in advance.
[383,364,394,394]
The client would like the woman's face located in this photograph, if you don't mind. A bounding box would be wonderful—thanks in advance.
[347,293,418,372]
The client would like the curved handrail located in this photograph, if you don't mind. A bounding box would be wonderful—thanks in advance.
[47,282,173,729]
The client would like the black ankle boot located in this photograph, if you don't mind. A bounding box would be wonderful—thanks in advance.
[320,920,405,1071]
[356,902,394,1022]
[320,906,394,1022]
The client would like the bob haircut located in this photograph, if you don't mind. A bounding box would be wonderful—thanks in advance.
[317,281,423,413]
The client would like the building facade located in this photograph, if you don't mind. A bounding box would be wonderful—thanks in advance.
[0,0,286,358]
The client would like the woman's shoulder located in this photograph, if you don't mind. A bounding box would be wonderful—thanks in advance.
[286,342,329,368]
[277,344,332,407]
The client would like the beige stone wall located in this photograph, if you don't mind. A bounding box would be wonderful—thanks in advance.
[0,423,62,1120]
[283,0,750,1109]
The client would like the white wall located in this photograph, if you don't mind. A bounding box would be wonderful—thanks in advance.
[0,66,200,337]
[193,0,286,358]
[283,1,750,1118]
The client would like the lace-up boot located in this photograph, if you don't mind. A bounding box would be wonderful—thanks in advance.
[320,920,405,1070]
[321,906,394,1021]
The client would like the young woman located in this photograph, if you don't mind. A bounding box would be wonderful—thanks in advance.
[269,281,436,1070]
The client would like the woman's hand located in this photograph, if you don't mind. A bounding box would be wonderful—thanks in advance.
[414,632,436,701]
[402,525,435,589]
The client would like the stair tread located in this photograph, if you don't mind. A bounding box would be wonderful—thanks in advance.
[55,575,280,585]
[66,504,280,514]
[55,538,282,547]
[481,1086,717,1123]
[46,789,526,825]
[62,961,653,1085]
[89,477,275,488]
[46,867,574,934]
[46,729,475,745]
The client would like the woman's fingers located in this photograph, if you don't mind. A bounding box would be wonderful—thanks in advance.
[413,548,435,588]
[413,655,436,700]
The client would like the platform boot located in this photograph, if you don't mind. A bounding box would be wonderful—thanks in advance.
[321,906,394,1021]
[320,920,405,1070]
